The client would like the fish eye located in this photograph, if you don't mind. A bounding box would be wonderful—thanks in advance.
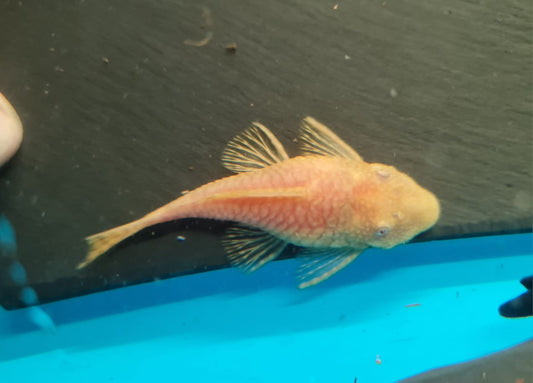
[375,226,389,237]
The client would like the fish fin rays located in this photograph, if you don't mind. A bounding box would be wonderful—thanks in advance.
[297,247,363,288]
[222,122,289,173]
[299,117,363,162]
[222,225,288,273]
[77,220,146,269]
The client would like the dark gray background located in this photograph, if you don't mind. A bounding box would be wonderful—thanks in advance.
[0,0,531,307]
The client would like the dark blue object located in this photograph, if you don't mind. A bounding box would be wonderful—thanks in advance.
[499,276,533,318]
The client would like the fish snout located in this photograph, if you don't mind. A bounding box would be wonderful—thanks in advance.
[420,189,440,231]
[368,188,440,249]
[396,188,440,243]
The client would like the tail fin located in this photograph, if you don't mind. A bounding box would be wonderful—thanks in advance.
[77,220,145,269]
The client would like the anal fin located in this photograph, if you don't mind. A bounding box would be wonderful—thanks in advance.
[297,247,362,289]
[222,225,288,273]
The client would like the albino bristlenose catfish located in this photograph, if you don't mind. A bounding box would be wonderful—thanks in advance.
[78,117,440,288]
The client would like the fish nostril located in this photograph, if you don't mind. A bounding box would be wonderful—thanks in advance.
[392,212,403,220]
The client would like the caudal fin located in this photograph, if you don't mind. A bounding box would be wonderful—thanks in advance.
[77,221,145,269]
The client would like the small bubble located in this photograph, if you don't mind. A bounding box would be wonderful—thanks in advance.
[9,261,27,285]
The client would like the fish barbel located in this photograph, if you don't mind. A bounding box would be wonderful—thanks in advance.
[78,117,440,288]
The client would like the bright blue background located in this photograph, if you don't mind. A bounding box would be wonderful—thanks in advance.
[1,233,532,382]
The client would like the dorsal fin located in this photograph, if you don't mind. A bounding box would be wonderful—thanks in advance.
[222,225,288,273]
[299,117,363,162]
[221,122,289,173]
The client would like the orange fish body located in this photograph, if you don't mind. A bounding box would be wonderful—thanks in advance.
[79,117,440,288]
[146,156,359,247]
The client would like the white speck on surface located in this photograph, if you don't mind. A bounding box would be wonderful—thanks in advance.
[390,88,398,97]
[344,54,351,60]
[176,236,186,241]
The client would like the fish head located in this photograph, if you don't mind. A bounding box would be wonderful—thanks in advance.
[361,163,440,249]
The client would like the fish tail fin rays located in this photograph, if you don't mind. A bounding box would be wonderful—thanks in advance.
[77,220,146,269]
[221,122,289,173]
[297,247,363,289]
[300,117,363,162]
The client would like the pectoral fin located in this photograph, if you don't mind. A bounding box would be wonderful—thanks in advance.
[222,122,289,173]
[222,225,288,273]
[300,117,363,162]
[297,247,363,288]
